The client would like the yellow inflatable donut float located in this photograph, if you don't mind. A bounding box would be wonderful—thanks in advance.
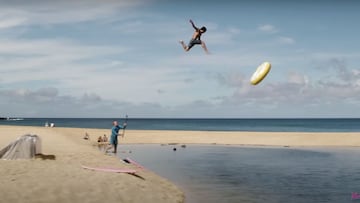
[250,62,271,85]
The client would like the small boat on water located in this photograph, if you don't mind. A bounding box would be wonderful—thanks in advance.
[1,117,24,121]
[8,118,24,121]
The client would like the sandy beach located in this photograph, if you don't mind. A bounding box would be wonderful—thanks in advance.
[121,130,360,146]
[1,125,360,203]
[0,126,184,203]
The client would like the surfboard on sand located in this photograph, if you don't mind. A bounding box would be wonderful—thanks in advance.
[82,165,137,174]
[123,157,146,170]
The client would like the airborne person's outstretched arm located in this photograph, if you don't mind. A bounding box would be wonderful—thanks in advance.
[189,19,199,31]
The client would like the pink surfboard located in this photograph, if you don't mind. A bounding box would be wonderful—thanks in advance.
[124,157,146,170]
[82,165,137,174]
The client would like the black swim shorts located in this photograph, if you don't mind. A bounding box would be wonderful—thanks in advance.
[187,39,202,49]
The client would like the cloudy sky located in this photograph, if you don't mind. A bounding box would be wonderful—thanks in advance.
[1,0,360,118]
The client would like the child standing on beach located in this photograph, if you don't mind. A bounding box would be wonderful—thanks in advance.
[179,19,209,54]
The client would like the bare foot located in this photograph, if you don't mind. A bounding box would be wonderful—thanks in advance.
[179,40,187,51]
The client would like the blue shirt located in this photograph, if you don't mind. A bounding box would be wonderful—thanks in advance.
[110,125,123,144]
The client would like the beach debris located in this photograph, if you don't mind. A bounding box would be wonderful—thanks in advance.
[35,153,56,160]
[83,132,90,140]
[123,157,146,170]
[181,144,186,148]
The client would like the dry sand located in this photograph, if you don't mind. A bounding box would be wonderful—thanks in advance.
[1,126,359,203]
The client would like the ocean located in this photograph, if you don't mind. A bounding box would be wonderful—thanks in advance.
[1,118,360,132]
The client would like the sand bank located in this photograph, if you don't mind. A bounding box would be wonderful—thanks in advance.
[0,126,184,203]
[75,128,360,147]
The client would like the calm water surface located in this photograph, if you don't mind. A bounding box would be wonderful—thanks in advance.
[118,145,360,203]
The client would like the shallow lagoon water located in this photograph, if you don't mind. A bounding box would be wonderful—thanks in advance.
[118,145,360,203]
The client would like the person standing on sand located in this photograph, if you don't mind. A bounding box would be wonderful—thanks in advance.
[107,121,126,153]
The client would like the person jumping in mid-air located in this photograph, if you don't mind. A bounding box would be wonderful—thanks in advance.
[180,19,209,54]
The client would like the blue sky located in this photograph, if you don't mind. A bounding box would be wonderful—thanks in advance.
[0,0,360,118]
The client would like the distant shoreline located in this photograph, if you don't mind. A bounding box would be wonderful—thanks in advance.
[2,118,360,132]
[1,125,359,147]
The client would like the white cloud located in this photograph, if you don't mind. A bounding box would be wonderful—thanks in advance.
[227,27,241,35]
[313,58,360,83]
[2,61,360,118]
[0,38,124,57]
[109,60,125,67]
[216,72,247,87]
[258,24,278,33]
[278,36,295,44]
[0,2,359,118]
[205,31,239,46]
[287,72,308,85]
[0,17,27,29]
[213,59,360,113]
[0,0,147,27]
